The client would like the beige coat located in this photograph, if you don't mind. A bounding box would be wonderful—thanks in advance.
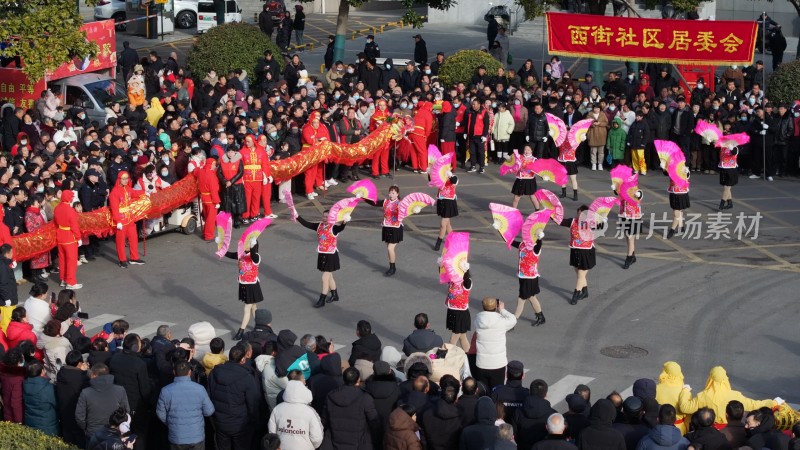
[586,111,609,147]
[492,110,515,142]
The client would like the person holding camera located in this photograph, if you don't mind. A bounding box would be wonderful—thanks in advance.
[472,297,517,391]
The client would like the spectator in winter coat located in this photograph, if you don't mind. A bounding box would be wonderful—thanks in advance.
[208,345,259,448]
[684,408,730,450]
[108,333,151,417]
[348,319,383,369]
[157,360,214,447]
[57,350,90,447]
[255,340,286,410]
[564,394,591,442]
[636,404,689,450]
[22,282,51,334]
[473,298,516,390]
[402,313,444,356]
[323,367,381,450]
[719,401,746,449]
[307,352,344,416]
[401,62,421,92]
[385,404,423,450]
[577,399,626,450]
[23,361,59,436]
[532,413,578,450]
[612,396,649,450]
[421,385,462,450]
[0,245,18,307]
[607,118,627,166]
[492,360,529,422]
[513,379,557,450]
[460,396,498,450]
[36,320,72,383]
[0,348,25,423]
[364,360,401,443]
[269,380,324,450]
[745,407,790,450]
[75,363,130,439]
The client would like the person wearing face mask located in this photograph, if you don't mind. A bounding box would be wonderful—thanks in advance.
[381,59,401,92]
[364,34,380,59]
[689,77,710,106]
[10,132,29,157]
[218,145,247,228]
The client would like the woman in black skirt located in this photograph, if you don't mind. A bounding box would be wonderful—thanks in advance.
[433,172,458,251]
[560,205,600,305]
[510,145,542,210]
[367,186,404,276]
[557,140,580,201]
[666,168,690,239]
[297,214,348,309]
[718,144,739,211]
[444,269,472,350]
[511,237,545,326]
[224,242,264,340]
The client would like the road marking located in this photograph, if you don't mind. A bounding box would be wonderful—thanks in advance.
[82,314,125,332]
[128,321,176,339]
[619,385,633,399]
[548,375,595,407]
[215,328,230,337]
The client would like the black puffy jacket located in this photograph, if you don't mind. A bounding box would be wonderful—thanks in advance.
[513,395,556,450]
[207,361,258,434]
[307,352,343,415]
[459,397,497,450]
[323,385,381,450]
[109,349,152,414]
[420,397,461,450]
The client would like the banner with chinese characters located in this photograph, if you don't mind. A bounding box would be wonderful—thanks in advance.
[546,12,757,65]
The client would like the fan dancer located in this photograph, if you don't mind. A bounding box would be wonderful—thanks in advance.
[433,171,458,251]
[367,186,403,276]
[108,171,146,268]
[558,141,580,201]
[445,269,472,350]
[218,145,247,228]
[718,142,739,211]
[224,241,264,341]
[666,168,690,239]
[302,111,329,200]
[617,181,643,270]
[560,205,599,305]
[511,236,545,326]
[297,214,348,309]
[510,144,541,210]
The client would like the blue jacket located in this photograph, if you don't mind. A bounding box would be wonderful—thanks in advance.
[23,376,59,436]
[156,376,214,445]
[636,425,689,450]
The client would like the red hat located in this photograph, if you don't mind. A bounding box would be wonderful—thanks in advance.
[309,111,321,121]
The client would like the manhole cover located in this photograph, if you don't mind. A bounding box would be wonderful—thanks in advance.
[600,345,649,359]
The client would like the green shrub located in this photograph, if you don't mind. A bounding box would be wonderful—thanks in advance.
[438,50,503,87]
[187,23,283,88]
[766,59,800,105]
[0,422,79,450]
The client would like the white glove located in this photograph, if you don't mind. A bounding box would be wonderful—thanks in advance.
[250,238,258,247]
[440,139,445,143]
[4,300,10,307]
[267,176,273,184]
[459,261,470,271]
[660,162,666,169]
[683,384,692,392]
[455,122,460,127]
[636,190,643,200]
[437,257,443,266]
[537,231,545,239]
[760,130,766,135]
[548,129,554,137]
[215,236,221,244]
[463,134,467,139]
[762,123,769,129]
[542,137,548,142]
[215,204,220,209]
[774,397,785,405]
[492,220,501,230]
[354,191,364,198]
[481,137,486,143]
[611,184,617,190]
[412,206,422,214]
[504,154,512,161]
[581,135,587,142]
[78,240,82,246]
[525,136,530,142]
[116,223,123,230]
[446,171,453,178]
[343,214,351,223]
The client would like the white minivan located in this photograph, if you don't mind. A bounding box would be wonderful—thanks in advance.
[197,0,242,33]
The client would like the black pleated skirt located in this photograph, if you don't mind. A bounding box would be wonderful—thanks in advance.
[382,225,404,244]
[512,178,537,196]
[518,277,540,299]
[317,252,340,272]
[569,247,596,270]
[239,282,264,304]
[719,168,738,186]
[446,308,471,334]
[562,161,579,175]
[436,199,458,218]
[669,193,691,210]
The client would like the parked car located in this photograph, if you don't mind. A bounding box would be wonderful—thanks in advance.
[197,0,242,33]
[175,0,199,29]
[93,0,127,31]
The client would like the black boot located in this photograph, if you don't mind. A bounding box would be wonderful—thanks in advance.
[579,286,588,300]
[327,289,339,303]
[531,312,546,326]
[569,290,580,305]
[725,199,733,210]
[385,263,396,276]
[560,187,567,198]
[314,293,327,308]
[233,328,244,340]
[667,228,676,239]
[434,238,443,251]
[623,253,637,269]
[573,189,578,201]
[718,199,726,211]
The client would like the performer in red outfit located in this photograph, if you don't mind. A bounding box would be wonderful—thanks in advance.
[297,213,348,309]
[53,190,82,289]
[224,240,264,341]
[108,171,146,268]
[409,101,433,172]
[444,269,472,350]
[301,111,330,200]
[560,205,601,305]
[197,156,221,241]
[370,100,391,178]
[557,140,580,201]
[257,137,276,219]
[510,144,541,210]
[241,135,274,222]
[511,237,544,326]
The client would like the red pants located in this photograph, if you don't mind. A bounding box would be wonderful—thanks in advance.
[441,141,457,171]
[115,223,139,262]
[244,181,262,219]
[304,163,324,194]
[57,242,78,286]
[201,202,217,240]
[261,183,273,215]
[410,135,428,171]
[371,143,390,176]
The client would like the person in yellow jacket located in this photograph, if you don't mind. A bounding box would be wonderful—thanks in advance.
[678,366,777,427]
[656,361,689,434]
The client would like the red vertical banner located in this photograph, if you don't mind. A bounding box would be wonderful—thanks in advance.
[546,12,757,65]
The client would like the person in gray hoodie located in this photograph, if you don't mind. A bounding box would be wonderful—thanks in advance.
[75,363,130,439]
[636,404,689,450]
[268,380,324,450]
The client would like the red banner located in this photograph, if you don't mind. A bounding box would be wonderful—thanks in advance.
[546,13,757,65]
[0,69,46,110]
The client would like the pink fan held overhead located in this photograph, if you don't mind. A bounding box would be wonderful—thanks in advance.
[429,154,453,189]
[545,113,567,146]
[667,157,690,190]
[428,144,442,170]
[654,140,681,170]
[347,179,379,204]
[440,232,470,284]
[327,197,362,224]
[398,192,436,222]
[237,218,272,259]
[533,189,564,224]
[715,132,750,149]
[522,210,552,248]
[531,158,568,186]
[568,118,593,149]
[214,211,233,258]
[619,174,642,205]
[489,203,523,250]
[589,197,620,221]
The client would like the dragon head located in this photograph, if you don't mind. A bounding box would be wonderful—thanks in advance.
[387,114,415,141]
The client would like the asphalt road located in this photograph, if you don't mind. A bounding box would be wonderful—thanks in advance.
[20,160,800,408]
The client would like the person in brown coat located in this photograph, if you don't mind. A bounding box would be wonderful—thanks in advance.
[586,104,609,169]
[384,404,422,450]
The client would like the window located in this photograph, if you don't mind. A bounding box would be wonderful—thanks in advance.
[226,0,238,13]
[65,86,92,109]
[198,3,215,13]
[83,79,128,108]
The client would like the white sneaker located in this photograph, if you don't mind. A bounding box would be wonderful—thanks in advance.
[66,283,83,290]
[279,197,287,204]
[266,214,278,219]
[767,176,774,181]
[79,256,88,264]
[592,165,597,171]
[328,178,338,186]
[60,280,66,287]
[749,174,759,179]
[307,193,318,200]
[77,260,83,266]
[323,180,332,188]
